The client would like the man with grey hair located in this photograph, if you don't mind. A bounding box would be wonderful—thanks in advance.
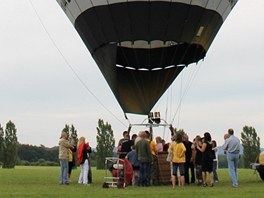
[59,131,73,185]
[134,131,143,146]
[222,128,240,188]
[135,131,152,186]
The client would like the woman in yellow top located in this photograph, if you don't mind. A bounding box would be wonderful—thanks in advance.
[169,133,186,188]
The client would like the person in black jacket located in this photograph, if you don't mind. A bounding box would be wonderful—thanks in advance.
[183,134,195,184]
[68,135,77,181]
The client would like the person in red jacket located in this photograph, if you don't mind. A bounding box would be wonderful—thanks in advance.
[77,137,91,185]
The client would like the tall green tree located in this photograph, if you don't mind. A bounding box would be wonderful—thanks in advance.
[62,124,78,144]
[62,124,70,137]
[241,125,261,168]
[2,121,18,168]
[96,119,115,169]
[0,124,4,164]
[70,125,78,145]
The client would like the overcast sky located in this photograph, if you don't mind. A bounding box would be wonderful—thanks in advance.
[0,0,263,148]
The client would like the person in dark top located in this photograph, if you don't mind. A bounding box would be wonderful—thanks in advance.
[192,135,203,185]
[120,138,133,158]
[183,134,195,184]
[196,132,214,187]
[118,131,130,146]
[119,133,138,159]
[135,131,152,187]
[68,135,77,181]
[87,145,92,183]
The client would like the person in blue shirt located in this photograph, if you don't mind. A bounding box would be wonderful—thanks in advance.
[126,145,140,186]
[222,128,240,188]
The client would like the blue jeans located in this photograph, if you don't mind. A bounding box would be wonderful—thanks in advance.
[213,160,219,181]
[227,152,239,187]
[60,159,69,184]
[139,162,150,186]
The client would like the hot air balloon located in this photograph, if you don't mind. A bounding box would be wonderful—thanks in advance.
[56,0,238,116]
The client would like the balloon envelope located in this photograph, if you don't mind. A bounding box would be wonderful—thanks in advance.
[57,0,238,115]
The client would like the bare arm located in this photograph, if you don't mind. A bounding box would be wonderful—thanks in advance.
[197,142,207,153]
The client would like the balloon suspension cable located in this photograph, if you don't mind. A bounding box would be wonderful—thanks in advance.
[124,112,128,120]
[164,87,174,141]
[28,0,127,128]
[124,113,132,127]
[170,0,209,126]
[170,61,203,126]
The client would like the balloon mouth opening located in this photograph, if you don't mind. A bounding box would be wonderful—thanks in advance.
[117,40,180,49]
[116,64,184,71]
[114,41,205,70]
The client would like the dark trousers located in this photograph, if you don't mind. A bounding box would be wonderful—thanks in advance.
[185,162,195,184]
[139,162,150,186]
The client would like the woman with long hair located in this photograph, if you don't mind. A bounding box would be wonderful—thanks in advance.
[192,135,203,186]
[196,132,214,187]
[77,137,90,185]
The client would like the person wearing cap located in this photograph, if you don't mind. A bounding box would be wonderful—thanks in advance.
[59,131,73,185]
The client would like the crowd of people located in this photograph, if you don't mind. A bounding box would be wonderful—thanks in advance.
[117,130,209,187]
[58,127,241,189]
[118,128,240,188]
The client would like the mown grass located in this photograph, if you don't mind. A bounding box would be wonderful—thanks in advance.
[0,166,263,198]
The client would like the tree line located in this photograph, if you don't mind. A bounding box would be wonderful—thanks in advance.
[0,120,262,169]
[17,144,59,166]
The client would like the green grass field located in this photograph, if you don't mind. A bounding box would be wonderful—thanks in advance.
[0,167,263,198]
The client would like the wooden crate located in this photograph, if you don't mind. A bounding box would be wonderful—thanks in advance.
[157,152,171,184]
